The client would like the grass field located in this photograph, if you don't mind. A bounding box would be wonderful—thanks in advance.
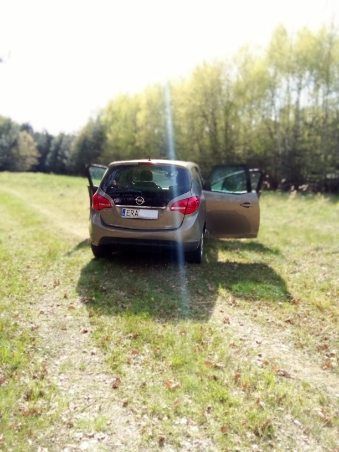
[0,172,338,450]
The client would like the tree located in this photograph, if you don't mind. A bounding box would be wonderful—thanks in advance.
[9,131,39,171]
[34,131,53,172]
[45,133,73,174]
[0,116,19,170]
[70,118,106,174]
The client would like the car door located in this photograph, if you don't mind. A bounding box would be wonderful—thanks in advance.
[249,168,264,195]
[204,165,260,238]
[86,164,108,200]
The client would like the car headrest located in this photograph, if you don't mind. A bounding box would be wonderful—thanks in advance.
[139,169,153,182]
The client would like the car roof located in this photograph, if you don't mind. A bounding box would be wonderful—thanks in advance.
[108,159,197,169]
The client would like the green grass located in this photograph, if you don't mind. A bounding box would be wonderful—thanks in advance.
[0,187,65,449]
[0,171,338,450]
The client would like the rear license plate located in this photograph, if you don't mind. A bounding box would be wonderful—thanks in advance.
[121,208,158,219]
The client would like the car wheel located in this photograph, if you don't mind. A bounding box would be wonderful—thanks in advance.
[91,243,111,258]
[186,231,204,264]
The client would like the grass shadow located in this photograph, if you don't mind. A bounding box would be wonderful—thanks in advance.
[65,239,89,256]
[76,241,291,322]
[216,239,281,255]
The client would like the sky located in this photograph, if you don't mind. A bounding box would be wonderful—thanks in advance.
[0,0,338,134]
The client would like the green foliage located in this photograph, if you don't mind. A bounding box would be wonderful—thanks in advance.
[0,25,338,190]
[0,116,20,170]
[11,131,39,171]
[34,130,54,172]
[0,118,38,171]
[70,118,106,174]
[0,116,74,174]
[73,25,339,190]
[45,133,74,174]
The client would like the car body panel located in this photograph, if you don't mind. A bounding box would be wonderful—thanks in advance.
[90,207,203,250]
[203,191,259,238]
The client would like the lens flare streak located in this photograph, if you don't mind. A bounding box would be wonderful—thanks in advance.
[164,82,190,317]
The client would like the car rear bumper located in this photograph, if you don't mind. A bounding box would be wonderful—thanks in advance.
[90,211,202,252]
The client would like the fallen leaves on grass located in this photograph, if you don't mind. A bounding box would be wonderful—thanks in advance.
[234,371,241,384]
[52,279,60,288]
[220,425,228,434]
[317,342,329,352]
[79,296,92,304]
[111,376,122,389]
[204,359,225,369]
[0,373,6,386]
[158,436,166,447]
[164,379,181,390]
[276,368,292,378]
[322,358,336,370]
[313,408,334,426]
[126,332,139,340]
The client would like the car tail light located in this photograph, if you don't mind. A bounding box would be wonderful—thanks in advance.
[170,196,200,215]
[92,192,112,211]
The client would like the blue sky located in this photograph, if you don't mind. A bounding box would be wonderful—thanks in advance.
[0,0,338,134]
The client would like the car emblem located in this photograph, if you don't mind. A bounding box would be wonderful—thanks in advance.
[135,196,145,206]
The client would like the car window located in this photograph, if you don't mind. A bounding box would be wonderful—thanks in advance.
[102,164,191,195]
[210,166,248,194]
[191,167,203,195]
[250,170,262,192]
[89,165,107,187]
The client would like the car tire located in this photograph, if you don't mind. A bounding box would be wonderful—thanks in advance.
[91,243,111,258]
[185,231,204,264]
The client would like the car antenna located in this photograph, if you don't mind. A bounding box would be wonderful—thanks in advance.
[148,156,151,161]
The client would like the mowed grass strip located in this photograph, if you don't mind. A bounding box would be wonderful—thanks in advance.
[0,180,83,450]
[0,172,338,450]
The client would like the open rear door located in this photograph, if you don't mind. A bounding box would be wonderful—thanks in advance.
[204,165,260,238]
[86,164,108,201]
[249,168,264,194]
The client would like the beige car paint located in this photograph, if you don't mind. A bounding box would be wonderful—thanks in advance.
[87,159,261,257]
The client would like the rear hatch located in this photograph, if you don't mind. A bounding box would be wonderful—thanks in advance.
[99,163,191,230]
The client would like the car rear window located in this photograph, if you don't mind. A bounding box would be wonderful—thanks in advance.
[102,164,191,196]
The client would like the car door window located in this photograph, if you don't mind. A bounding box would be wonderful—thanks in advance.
[191,167,203,195]
[87,164,108,202]
[210,165,250,194]
[249,169,264,193]
[88,164,108,189]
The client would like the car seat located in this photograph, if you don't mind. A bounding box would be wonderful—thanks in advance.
[136,169,159,190]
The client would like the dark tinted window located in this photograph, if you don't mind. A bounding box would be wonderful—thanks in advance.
[102,164,191,202]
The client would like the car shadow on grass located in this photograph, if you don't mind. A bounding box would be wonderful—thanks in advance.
[76,240,291,322]
[216,239,281,255]
[65,239,90,256]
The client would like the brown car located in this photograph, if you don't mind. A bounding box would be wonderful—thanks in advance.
[87,159,263,263]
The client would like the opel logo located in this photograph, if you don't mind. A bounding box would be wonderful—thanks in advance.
[135,196,145,206]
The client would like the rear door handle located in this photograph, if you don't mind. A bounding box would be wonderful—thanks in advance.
[240,202,251,208]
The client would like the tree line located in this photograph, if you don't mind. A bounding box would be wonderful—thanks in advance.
[0,118,73,174]
[1,25,338,191]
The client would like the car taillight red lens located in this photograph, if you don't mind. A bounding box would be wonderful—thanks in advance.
[92,192,112,211]
[170,196,200,215]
